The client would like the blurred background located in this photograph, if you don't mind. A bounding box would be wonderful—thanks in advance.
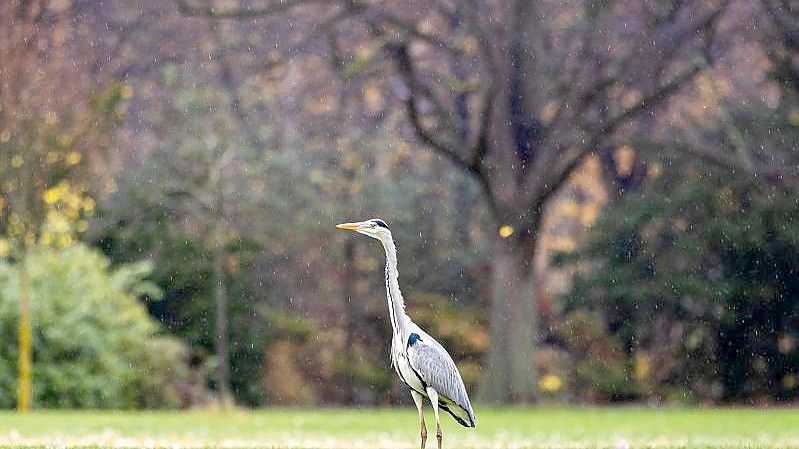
[0,0,797,411]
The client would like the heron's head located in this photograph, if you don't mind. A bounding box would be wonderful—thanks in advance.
[336,218,391,241]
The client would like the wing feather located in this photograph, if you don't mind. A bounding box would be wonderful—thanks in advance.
[407,337,476,427]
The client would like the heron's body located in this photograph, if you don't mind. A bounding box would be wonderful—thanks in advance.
[337,219,475,449]
[391,326,476,427]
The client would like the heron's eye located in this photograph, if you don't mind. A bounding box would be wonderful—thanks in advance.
[371,222,377,227]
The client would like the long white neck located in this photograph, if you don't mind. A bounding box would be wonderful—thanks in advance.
[381,235,408,339]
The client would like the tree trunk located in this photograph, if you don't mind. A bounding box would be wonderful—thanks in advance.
[342,238,357,403]
[480,237,539,403]
[17,245,32,412]
[451,4,473,249]
[212,221,233,407]
[509,242,538,402]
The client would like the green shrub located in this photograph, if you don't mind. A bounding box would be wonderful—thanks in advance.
[566,178,799,403]
[0,243,193,408]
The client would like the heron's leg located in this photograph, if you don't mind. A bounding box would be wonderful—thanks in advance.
[426,387,442,449]
[411,390,427,449]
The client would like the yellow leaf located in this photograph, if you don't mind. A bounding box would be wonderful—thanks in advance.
[58,234,73,248]
[539,374,562,393]
[540,101,558,124]
[122,84,134,100]
[57,134,73,146]
[46,151,60,164]
[82,197,95,214]
[43,188,59,205]
[634,353,651,381]
[498,225,514,238]
[614,145,635,176]
[66,152,82,165]
[364,85,383,110]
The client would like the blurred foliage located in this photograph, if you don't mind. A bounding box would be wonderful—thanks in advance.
[406,292,487,392]
[0,240,198,408]
[552,310,634,402]
[259,310,396,406]
[564,171,799,403]
[257,291,486,406]
[90,62,491,405]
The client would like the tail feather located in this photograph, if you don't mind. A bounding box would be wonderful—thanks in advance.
[439,401,476,428]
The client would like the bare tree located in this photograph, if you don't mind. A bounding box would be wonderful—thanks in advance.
[638,1,798,193]
[145,69,269,405]
[179,0,729,403]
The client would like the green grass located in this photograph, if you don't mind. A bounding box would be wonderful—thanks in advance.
[1,407,798,448]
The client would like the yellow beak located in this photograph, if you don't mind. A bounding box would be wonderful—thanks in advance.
[336,222,361,231]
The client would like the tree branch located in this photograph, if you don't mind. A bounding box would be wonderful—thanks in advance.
[178,0,332,18]
[391,45,464,164]
[533,57,708,217]
[600,60,705,138]
[208,24,268,153]
[264,9,354,71]
[469,86,495,168]
[178,0,460,55]
[391,43,502,220]
[372,8,461,54]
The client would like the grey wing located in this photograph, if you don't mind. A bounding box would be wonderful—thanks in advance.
[407,338,476,427]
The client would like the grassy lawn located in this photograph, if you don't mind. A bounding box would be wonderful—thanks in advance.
[1,407,798,448]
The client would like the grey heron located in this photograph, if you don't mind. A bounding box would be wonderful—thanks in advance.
[336,219,476,449]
